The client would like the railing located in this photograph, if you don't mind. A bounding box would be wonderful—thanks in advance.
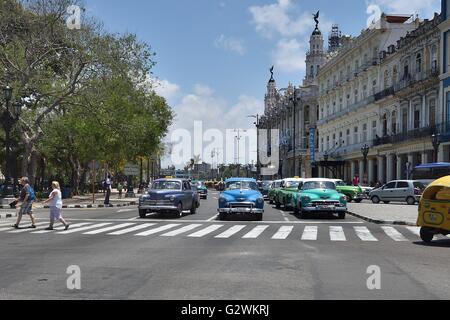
[317,94,375,125]
[374,86,395,101]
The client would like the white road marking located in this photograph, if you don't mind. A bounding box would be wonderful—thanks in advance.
[83,223,136,235]
[7,222,50,233]
[381,226,408,242]
[0,221,16,227]
[108,223,156,235]
[242,225,269,239]
[161,224,203,237]
[117,209,134,213]
[135,224,181,236]
[301,226,318,241]
[56,223,112,234]
[31,223,92,234]
[215,225,247,238]
[354,226,378,242]
[207,214,218,222]
[128,217,140,221]
[406,227,421,237]
[213,197,218,200]
[187,225,224,238]
[330,226,346,241]
[271,226,294,240]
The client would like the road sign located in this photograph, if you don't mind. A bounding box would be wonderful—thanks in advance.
[124,163,139,176]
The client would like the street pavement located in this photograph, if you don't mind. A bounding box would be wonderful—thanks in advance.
[348,201,420,225]
[0,192,449,300]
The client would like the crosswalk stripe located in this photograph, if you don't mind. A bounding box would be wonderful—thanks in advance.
[354,226,378,242]
[161,224,203,237]
[56,223,112,234]
[272,226,294,240]
[135,224,181,236]
[187,225,224,238]
[31,223,91,234]
[117,209,134,213]
[242,225,269,239]
[0,222,16,227]
[7,222,50,233]
[301,226,318,241]
[215,225,247,239]
[381,226,408,242]
[108,223,156,235]
[83,223,136,235]
[330,226,346,241]
[406,227,421,237]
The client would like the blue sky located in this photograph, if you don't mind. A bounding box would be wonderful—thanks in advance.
[85,0,441,167]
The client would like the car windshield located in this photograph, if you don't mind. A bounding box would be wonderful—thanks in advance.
[303,181,336,190]
[262,181,272,188]
[226,181,258,191]
[335,180,347,187]
[285,181,300,188]
[151,181,182,190]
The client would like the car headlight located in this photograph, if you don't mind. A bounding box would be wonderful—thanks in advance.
[301,196,311,202]
[256,198,264,204]
[219,197,227,203]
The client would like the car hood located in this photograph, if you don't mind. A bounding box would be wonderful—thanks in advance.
[337,185,362,192]
[143,190,182,200]
[222,189,260,200]
[301,189,343,199]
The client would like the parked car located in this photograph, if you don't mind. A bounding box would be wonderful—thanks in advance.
[294,178,347,219]
[218,178,264,221]
[360,186,374,198]
[331,179,365,203]
[369,180,425,205]
[417,176,450,243]
[274,178,305,210]
[258,180,273,200]
[192,180,208,199]
[268,180,283,204]
[138,179,200,218]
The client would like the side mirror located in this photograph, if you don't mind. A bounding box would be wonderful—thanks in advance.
[298,183,303,191]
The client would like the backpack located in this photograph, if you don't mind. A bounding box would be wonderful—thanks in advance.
[28,185,36,201]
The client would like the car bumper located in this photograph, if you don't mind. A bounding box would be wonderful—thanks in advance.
[218,208,264,214]
[139,205,178,211]
[302,206,347,213]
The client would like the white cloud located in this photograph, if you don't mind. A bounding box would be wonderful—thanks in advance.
[370,0,441,18]
[152,79,180,101]
[273,38,307,73]
[214,34,247,55]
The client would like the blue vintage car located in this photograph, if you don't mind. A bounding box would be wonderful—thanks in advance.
[138,179,199,218]
[218,178,264,221]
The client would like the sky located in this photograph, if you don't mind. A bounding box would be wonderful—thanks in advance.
[84,0,442,168]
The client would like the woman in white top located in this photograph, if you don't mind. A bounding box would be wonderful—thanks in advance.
[43,181,70,231]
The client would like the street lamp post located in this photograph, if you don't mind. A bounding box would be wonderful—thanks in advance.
[361,144,370,185]
[432,133,441,163]
[1,86,21,200]
[290,89,298,177]
[248,115,260,178]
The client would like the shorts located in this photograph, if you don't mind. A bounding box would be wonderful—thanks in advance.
[50,207,62,221]
[19,202,33,216]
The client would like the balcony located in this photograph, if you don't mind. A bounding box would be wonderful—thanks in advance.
[374,86,395,101]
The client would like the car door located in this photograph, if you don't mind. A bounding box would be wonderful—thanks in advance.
[395,181,409,201]
[183,182,192,209]
[381,182,397,201]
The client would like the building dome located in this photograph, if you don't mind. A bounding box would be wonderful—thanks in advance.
[312,27,322,36]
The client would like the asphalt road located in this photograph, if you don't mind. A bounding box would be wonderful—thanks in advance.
[0,191,449,300]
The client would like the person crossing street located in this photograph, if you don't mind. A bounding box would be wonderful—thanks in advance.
[12,177,37,229]
[43,181,70,231]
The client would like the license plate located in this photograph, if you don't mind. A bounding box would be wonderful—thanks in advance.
[319,206,334,210]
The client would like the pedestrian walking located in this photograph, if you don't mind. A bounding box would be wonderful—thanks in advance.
[12,177,37,229]
[352,174,360,186]
[104,175,112,205]
[43,181,70,231]
[117,182,123,199]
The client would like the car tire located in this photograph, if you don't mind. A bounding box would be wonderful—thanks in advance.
[420,227,434,243]
[139,209,147,218]
[338,212,346,219]
[255,213,263,221]
[294,206,300,215]
[269,199,273,205]
[218,213,226,221]
[275,199,281,209]
[176,202,183,218]
[406,197,416,205]
[190,202,197,215]
[371,196,380,204]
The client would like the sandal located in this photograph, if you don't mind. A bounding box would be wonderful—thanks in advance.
[64,225,70,231]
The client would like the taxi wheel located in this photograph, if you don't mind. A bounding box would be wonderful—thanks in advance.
[338,212,346,219]
[177,203,183,217]
[293,206,300,215]
[354,199,363,203]
[275,199,281,209]
[190,202,197,215]
[420,227,434,243]
[371,196,380,204]
[139,209,147,218]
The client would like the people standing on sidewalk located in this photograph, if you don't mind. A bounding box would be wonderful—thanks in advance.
[117,182,123,199]
[104,175,112,205]
[43,181,70,231]
[12,177,37,229]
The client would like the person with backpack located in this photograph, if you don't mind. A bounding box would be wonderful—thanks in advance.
[12,177,37,229]
[43,181,70,231]
[117,182,123,199]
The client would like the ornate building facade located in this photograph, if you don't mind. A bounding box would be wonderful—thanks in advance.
[317,12,448,185]
[439,0,450,159]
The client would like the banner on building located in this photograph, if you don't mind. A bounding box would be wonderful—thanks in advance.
[309,128,316,163]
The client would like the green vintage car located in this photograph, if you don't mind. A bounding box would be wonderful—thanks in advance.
[293,179,347,219]
[274,178,304,210]
[268,180,283,204]
[332,179,365,203]
[191,180,208,199]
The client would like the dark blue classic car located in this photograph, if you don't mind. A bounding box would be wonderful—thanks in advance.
[138,179,200,218]
[218,178,264,221]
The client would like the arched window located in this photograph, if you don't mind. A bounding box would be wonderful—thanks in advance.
[416,53,422,73]
[391,111,397,134]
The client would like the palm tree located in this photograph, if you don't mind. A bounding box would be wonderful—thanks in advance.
[193,155,201,179]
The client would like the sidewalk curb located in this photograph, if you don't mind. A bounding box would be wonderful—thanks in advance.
[348,211,417,226]
[0,202,137,210]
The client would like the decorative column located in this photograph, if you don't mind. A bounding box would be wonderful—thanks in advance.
[358,160,364,182]
[350,161,356,180]
[421,152,429,165]
[368,158,375,185]
[438,145,445,162]
[387,154,395,182]
[377,156,385,184]
[397,154,403,180]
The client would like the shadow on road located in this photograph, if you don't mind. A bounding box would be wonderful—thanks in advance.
[412,239,450,248]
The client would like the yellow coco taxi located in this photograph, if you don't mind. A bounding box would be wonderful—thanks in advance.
[417,176,450,243]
